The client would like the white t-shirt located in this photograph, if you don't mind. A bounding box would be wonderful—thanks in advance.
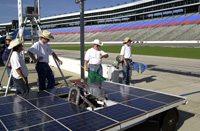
[10,51,28,79]
[120,44,132,59]
[28,41,53,63]
[84,48,107,64]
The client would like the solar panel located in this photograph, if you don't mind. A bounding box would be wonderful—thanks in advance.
[58,111,119,131]
[0,95,21,105]
[0,109,53,131]
[144,93,184,104]
[17,121,70,131]
[28,96,68,108]
[122,98,166,112]
[41,103,88,119]
[0,121,7,131]
[19,91,52,100]
[46,87,70,96]
[0,81,187,130]
[106,92,138,103]
[0,100,35,116]
[95,104,146,122]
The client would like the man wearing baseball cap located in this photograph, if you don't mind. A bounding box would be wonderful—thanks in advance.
[2,35,15,88]
[28,30,62,91]
[9,38,29,95]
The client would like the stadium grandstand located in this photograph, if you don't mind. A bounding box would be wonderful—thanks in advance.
[0,0,200,43]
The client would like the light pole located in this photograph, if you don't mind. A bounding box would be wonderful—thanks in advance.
[76,0,85,82]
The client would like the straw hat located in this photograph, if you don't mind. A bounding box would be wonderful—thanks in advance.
[8,38,23,49]
[6,35,13,41]
[123,37,132,44]
[92,39,103,46]
[38,30,54,40]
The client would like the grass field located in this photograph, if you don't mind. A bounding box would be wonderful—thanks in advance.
[25,45,200,59]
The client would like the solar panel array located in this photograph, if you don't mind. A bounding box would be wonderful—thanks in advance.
[0,82,186,131]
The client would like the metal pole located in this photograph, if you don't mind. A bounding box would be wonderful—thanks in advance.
[16,17,28,39]
[38,0,40,21]
[80,0,85,82]
[53,58,69,87]
[34,17,42,32]
[5,72,12,96]
[18,0,23,39]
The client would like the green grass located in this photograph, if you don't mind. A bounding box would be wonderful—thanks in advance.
[25,45,200,59]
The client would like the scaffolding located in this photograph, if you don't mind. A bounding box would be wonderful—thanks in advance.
[0,0,68,96]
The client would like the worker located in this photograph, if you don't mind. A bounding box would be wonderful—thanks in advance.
[28,30,62,91]
[9,38,29,95]
[120,37,133,85]
[85,39,108,75]
[2,35,14,88]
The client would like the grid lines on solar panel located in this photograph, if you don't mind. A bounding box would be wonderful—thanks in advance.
[58,111,119,131]
[86,84,118,98]
[16,120,69,131]
[45,87,70,96]
[0,100,36,117]
[144,93,184,104]
[107,92,138,103]
[28,96,68,108]
[95,104,146,123]
[41,102,88,119]
[122,98,166,112]
[19,91,52,100]
[0,109,53,131]
[0,120,7,131]
[100,82,122,91]
[127,87,155,97]
[0,95,22,105]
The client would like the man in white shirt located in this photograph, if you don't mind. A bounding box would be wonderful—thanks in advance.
[28,30,62,91]
[120,37,133,85]
[85,39,108,75]
[9,38,29,95]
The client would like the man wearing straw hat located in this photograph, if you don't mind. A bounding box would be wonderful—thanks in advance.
[9,38,29,95]
[28,30,62,91]
[2,35,15,88]
[85,39,108,75]
[120,37,133,85]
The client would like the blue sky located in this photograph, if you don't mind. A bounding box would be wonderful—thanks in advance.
[0,0,136,23]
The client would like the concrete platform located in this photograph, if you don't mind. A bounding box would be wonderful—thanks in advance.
[0,49,200,131]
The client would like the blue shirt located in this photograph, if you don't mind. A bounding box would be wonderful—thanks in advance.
[2,47,11,61]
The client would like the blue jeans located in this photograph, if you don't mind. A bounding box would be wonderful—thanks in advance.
[89,64,103,75]
[122,60,132,85]
[3,60,14,87]
[36,64,55,91]
[12,77,29,95]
